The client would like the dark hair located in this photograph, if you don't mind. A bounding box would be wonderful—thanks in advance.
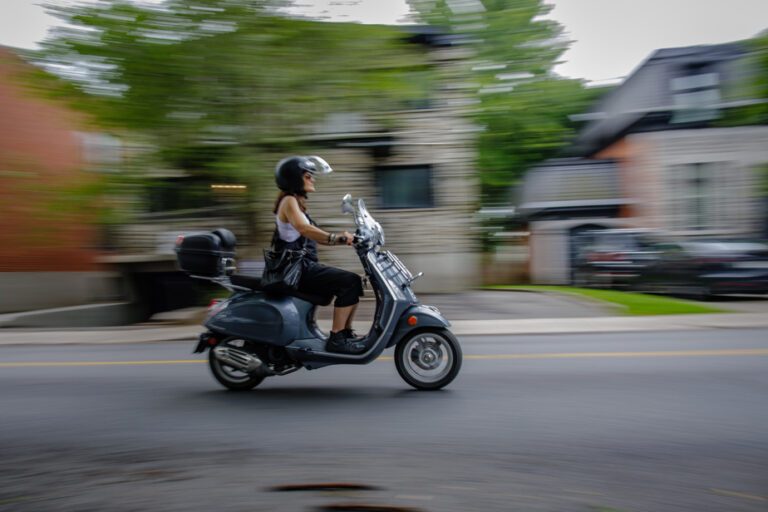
[273,191,307,214]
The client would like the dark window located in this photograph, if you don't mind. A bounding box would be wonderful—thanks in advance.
[376,165,433,209]
[670,71,720,123]
[146,178,222,213]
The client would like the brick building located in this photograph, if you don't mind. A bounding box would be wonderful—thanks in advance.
[0,47,118,313]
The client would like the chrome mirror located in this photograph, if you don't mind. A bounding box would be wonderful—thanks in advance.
[341,194,355,214]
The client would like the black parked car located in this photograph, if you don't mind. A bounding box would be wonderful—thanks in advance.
[634,240,768,299]
[572,229,663,289]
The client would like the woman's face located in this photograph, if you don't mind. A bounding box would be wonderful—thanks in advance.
[302,172,316,194]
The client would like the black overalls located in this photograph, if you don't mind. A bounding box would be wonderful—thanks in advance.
[273,212,363,308]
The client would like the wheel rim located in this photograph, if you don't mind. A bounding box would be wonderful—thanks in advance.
[400,332,454,384]
[211,339,253,384]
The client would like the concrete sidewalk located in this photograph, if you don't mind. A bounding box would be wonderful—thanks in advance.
[1,289,766,346]
[1,312,767,347]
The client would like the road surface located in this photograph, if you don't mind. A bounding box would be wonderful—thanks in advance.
[1,329,767,511]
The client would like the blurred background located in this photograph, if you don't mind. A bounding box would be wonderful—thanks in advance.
[1,0,766,325]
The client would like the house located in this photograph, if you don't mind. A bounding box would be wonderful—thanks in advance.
[521,39,768,284]
[1,22,480,326]
[108,27,480,300]
[519,158,630,284]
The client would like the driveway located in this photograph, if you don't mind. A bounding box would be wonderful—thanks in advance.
[317,289,617,323]
[315,289,768,324]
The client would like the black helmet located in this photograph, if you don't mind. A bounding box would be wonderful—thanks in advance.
[275,155,333,194]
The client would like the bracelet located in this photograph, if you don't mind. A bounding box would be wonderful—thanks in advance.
[327,233,336,245]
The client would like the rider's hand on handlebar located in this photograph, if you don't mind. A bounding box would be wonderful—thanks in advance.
[338,231,355,246]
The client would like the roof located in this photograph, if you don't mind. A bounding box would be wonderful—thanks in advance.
[518,158,632,218]
[572,41,753,156]
[648,42,746,62]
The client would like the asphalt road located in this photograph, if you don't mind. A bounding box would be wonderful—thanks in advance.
[1,329,767,512]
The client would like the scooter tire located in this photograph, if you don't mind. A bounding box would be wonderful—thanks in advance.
[395,328,462,391]
[208,337,266,391]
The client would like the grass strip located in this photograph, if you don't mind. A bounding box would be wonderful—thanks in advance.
[488,286,728,316]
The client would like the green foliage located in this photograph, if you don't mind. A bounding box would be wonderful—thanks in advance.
[409,0,607,203]
[33,0,427,202]
[29,0,610,216]
[476,79,604,202]
[716,34,768,127]
[490,286,727,315]
[759,163,768,197]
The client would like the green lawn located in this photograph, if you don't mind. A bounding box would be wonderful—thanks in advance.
[489,285,728,316]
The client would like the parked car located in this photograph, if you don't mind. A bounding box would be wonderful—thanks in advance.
[571,229,663,289]
[634,240,768,299]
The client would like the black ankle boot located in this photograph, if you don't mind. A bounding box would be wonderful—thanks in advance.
[341,328,364,342]
[326,330,365,354]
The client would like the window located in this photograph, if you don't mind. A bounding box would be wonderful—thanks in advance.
[670,71,720,123]
[146,178,221,213]
[666,162,729,230]
[78,132,122,172]
[376,165,433,209]
[399,70,435,111]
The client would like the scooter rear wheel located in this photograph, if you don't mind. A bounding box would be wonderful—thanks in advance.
[395,328,462,390]
[209,337,266,391]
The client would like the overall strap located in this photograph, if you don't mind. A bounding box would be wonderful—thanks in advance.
[272,224,309,252]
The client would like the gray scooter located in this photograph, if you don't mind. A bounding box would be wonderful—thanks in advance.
[176,194,462,391]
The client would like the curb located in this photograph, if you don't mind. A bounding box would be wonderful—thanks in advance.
[1,313,767,346]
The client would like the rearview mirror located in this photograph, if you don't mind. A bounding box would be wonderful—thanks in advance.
[341,194,354,215]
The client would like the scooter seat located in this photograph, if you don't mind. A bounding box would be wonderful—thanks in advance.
[230,274,332,306]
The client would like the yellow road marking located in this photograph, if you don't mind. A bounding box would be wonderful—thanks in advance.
[0,360,205,367]
[564,489,606,496]
[463,349,768,360]
[1,349,767,368]
[711,488,766,501]
[502,494,542,500]
[383,348,768,361]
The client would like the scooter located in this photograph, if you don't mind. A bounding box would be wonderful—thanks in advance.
[175,194,462,391]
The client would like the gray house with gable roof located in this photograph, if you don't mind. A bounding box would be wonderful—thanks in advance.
[520,39,768,284]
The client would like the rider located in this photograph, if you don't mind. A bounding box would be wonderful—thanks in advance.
[272,156,365,354]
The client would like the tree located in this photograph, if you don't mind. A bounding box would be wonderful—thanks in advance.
[409,0,604,203]
[716,33,768,127]
[34,0,427,200]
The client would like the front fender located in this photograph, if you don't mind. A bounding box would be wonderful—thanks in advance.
[387,305,451,348]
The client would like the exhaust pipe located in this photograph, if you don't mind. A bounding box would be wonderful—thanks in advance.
[213,346,264,373]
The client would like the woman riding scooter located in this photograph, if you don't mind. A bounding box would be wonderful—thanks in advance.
[272,155,365,354]
[177,164,462,390]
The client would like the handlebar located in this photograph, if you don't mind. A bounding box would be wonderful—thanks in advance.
[337,235,363,246]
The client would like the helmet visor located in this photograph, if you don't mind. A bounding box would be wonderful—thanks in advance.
[305,156,333,176]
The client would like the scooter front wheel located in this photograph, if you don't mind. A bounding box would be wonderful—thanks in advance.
[395,329,462,390]
[209,337,266,391]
